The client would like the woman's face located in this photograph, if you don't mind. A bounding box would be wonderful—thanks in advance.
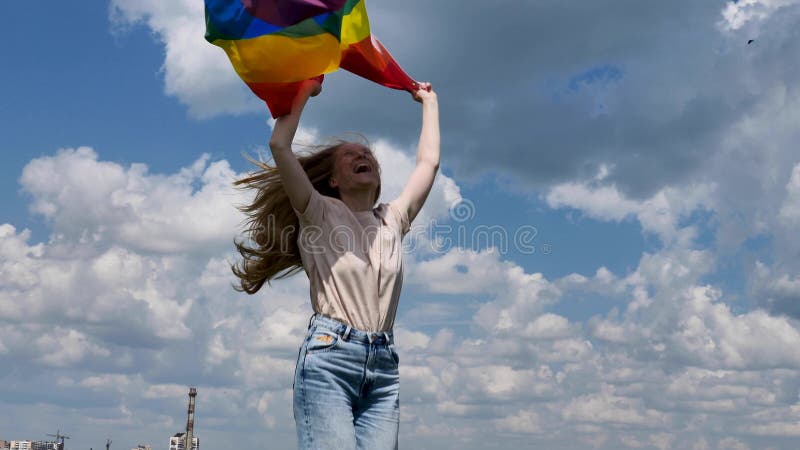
[330,143,380,192]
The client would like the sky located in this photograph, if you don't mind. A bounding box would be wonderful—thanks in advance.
[2,0,800,449]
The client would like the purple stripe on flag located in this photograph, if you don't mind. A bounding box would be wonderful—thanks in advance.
[242,0,347,27]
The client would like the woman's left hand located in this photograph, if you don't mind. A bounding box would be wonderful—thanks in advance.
[412,82,437,104]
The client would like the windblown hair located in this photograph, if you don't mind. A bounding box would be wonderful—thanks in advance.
[231,138,381,294]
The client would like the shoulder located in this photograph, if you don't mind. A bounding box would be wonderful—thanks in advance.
[293,189,343,227]
[380,200,411,237]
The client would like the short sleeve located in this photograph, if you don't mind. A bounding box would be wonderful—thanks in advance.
[293,188,327,227]
[386,199,411,237]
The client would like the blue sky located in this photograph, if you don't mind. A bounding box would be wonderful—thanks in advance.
[1,2,649,280]
[2,1,800,449]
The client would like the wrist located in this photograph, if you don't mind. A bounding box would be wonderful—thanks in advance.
[290,91,310,113]
[422,98,438,109]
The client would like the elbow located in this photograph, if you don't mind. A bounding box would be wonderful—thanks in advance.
[269,140,290,153]
[421,159,440,172]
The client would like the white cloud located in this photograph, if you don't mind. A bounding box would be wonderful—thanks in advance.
[369,184,800,445]
[494,409,541,433]
[545,173,714,244]
[585,249,800,371]
[52,0,800,446]
[6,16,800,437]
[407,246,565,343]
[749,262,800,318]
[561,389,670,427]
[0,226,196,343]
[546,182,639,222]
[717,437,751,450]
[778,163,800,223]
[524,313,573,339]
[20,147,244,255]
[675,287,800,369]
[2,143,485,447]
[35,328,111,367]
[746,421,800,437]
[110,0,260,118]
[81,374,134,391]
[720,0,800,30]
[650,433,676,450]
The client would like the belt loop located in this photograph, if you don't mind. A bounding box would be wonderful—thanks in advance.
[308,313,316,330]
[342,325,352,341]
[382,332,390,344]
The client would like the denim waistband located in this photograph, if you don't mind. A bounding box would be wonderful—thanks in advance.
[308,313,394,345]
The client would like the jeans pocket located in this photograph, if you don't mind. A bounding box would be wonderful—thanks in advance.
[306,329,340,355]
[293,332,313,390]
[388,343,400,366]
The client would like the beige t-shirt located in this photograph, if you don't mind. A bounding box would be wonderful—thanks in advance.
[292,188,411,332]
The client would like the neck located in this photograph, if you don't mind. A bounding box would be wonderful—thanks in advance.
[339,188,376,212]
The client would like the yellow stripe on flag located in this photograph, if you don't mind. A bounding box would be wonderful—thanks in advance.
[216,33,342,83]
[340,0,371,48]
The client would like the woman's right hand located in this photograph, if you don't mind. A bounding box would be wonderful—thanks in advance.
[411,81,436,104]
[302,75,324,98]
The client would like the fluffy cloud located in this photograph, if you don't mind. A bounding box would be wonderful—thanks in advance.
[561,389,670,427]
[545,173,714,244]
[1,143,468,447]
[750,262,800,319]
[493,409,542,433]
[107,0,800,203]
[778,163,800,224]
[110,0,260,118]
[720,0,800,30]
[6,153,800,447]
[392,151,800,447]
[19,147,244,255]
[6,0,800,445]
[389,230,799,448]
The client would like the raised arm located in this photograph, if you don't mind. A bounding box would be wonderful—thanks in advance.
[268,79,322,216]
[393,82,440,225]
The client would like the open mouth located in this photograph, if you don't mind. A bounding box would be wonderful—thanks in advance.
[353,163,372,174]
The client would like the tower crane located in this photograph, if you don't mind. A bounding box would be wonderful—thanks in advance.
[46,430,70,450]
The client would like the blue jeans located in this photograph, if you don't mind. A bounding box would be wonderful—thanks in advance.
[293,313,400,450]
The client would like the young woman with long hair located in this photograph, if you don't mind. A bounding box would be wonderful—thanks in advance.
[232,78,439,449]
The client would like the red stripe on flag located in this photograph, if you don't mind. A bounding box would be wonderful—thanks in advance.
[341,36,417,91]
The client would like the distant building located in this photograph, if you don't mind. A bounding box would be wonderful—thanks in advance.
[0,440,10,449]
[130,446,152,450]
[31,442,57,450]
[10,442,32,450]
[168,433,198,450]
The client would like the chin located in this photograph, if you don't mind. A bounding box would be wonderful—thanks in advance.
[353,174,379,184]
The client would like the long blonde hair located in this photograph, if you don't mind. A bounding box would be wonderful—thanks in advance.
[232,139,382,294]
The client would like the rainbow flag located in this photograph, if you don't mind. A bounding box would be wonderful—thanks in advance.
[204,0,418,117]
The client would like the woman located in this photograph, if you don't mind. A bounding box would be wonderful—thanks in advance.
[232,78,439,449]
